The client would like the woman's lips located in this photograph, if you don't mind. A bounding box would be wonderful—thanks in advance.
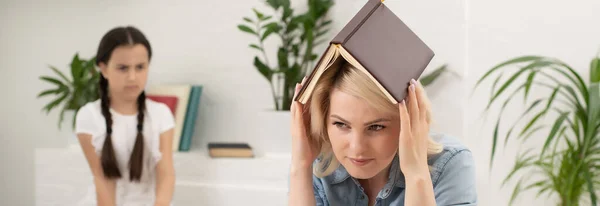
[348,158,374,166]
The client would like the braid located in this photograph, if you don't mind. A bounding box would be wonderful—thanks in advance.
[99,75,122,178]
[129,91,146,182]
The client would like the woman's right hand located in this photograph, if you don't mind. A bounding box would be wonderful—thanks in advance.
[290,77,319,170]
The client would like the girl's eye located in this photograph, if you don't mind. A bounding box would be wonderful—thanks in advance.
[368,124,385,131]
[333,121,348,129]
[136,65,145,70]
[118,66,128,71]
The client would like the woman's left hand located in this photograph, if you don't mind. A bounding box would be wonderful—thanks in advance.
[398,79,431,178]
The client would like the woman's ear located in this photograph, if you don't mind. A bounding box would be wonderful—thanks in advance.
[98,62,108,78]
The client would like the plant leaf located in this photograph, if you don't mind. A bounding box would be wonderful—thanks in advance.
[261,23,280,42]
[283,6,293,21]
[519,109,548,138]
[504,98,545,146]
[420,64,447,87]
[490,114,501,169]
[502,148,535,187]
[253,57,273,82]
[509,177,524,206]
[584,165,597,206]
[262,15,272,21]
[40,76,66,87]
[591,57,600,83]
[37,88,64,98]
[49,66,71,84]
[524,69,537,102]
[252,8,264,20]
[42,91,68,114]
[249,44,262,51]
[490,72,504,98]
[57,104,67,130]
[316,29,329,37]
[243,17,253,23]
[292,44,299,57]
[70,53,82,81]
[487,60,553,111]
[540,111,570,157]
[474,55,541,90]
[237,25,257,35]
[521,125,547,142]
[277,47,289,70]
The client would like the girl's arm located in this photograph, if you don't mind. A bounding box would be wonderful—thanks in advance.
[77,134,117,206]
[154,128,175,206]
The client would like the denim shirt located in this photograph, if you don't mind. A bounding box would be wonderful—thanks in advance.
[311,133,477,206]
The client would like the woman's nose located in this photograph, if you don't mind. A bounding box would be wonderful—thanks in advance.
[348,132,367,155]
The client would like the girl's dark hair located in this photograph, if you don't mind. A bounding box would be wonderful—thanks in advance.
[95,26,152,182]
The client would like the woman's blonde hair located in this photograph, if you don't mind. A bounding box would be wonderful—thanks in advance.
[308,62,444,177]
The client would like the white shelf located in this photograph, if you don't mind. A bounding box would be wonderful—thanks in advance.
[35,147,291,206]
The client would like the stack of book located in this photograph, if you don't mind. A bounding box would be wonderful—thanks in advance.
[146,84,203,152]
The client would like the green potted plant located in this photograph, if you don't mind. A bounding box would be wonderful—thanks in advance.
[37,53,99,130]
[237,0,335,111]
[474,52,600,205]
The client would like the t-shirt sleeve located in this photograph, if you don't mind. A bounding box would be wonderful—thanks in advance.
[75,104,100,137]
[157,103,175,134]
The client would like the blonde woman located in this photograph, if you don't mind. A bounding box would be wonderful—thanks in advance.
[288,64,477,206]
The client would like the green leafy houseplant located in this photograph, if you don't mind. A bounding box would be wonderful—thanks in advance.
[238,0,453,111]
[37,53,99,130]
[238,0,335,111]
[474,52,600,206]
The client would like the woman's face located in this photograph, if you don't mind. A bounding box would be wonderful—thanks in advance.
[327,88,399,179]
[100,44,149,102]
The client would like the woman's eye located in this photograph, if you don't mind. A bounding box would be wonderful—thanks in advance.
[118,66,128,71]
[368,125,385,131]
[333,122,348,129]
[136,65,145,70]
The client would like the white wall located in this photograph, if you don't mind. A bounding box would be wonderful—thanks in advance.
[466,0,600,205]
[1,0,599,205]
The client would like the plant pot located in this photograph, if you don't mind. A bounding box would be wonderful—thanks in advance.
[59,110,80,149]
[252,110,291,156]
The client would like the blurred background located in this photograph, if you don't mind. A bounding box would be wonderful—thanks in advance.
[1,0,600,205]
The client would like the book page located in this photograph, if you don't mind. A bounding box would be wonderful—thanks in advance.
[298,45,339,103]
[337,46,398,104]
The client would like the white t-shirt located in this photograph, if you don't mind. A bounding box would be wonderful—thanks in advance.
[75,99,175,206]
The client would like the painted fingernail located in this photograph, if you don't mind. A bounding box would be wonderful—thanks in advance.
[402,100,406,105]
[410,84,415,91]
[410,79,417,85]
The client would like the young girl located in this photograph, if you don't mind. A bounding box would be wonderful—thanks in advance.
[75,26,176,206]
[288,64,477,206]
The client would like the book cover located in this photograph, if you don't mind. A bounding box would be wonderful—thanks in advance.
[207,142,254,158]
[146,95,178,116]
[179,85,203,152]
[146,85,192,151]
[295,0,434,104]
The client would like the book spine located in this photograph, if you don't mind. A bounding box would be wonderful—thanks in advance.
[331,0,382,44]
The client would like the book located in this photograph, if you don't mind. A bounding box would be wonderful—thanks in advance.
[146,95,178,116]
[146,85,192,151]
[179,85,203,152]
[207,143,254,158]
[295,0,435,104]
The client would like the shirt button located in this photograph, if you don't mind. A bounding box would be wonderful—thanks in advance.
[360,195,365,199]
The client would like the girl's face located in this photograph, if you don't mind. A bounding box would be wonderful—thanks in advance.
[99,44,149,102]
[327,88,399,179]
